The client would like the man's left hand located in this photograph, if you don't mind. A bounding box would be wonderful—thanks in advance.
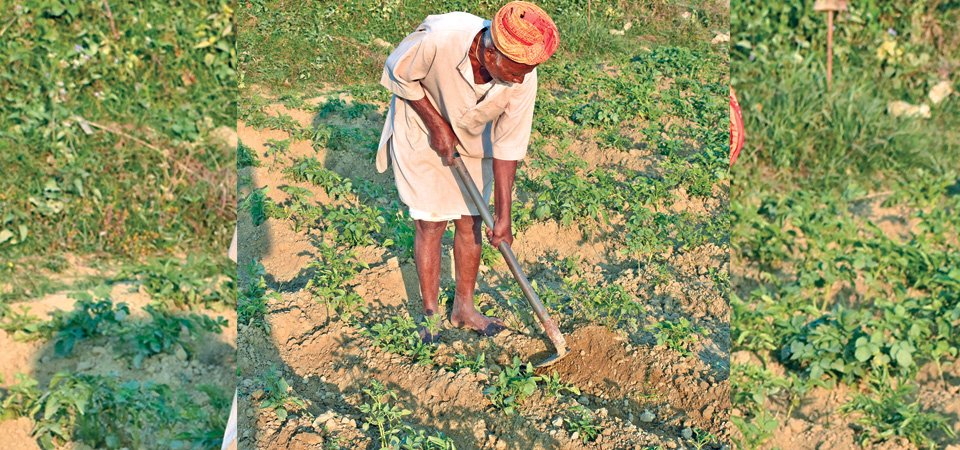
[487,214,513,248]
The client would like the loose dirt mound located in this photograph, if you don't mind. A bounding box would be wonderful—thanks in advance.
[237,90,730,449]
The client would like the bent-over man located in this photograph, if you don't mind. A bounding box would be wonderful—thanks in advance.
[377,1,560,342]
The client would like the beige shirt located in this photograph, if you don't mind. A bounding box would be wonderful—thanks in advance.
[377,12,538,217]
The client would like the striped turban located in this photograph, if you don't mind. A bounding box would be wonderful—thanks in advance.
[491,1,559,66]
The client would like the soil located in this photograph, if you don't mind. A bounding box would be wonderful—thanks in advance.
[0,264,237,450]
[237,91,730,449]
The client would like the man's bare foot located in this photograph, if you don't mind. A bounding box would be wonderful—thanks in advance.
[450,309,505,336]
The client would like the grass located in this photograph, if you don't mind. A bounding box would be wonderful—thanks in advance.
[1,2,238,448]
[731,1,960,448]
[0,0,237,302]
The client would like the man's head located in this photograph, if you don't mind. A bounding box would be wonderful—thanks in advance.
[479,1,559,85]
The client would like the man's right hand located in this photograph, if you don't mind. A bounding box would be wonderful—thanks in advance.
[428,122,459,166]
[407,96,458,166]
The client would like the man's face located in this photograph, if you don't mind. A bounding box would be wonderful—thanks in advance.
[482,46,537,85]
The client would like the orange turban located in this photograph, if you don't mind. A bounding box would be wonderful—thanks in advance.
[491,1,559,66]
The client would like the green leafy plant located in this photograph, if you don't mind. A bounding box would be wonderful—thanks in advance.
[360,379,411,449]
[306,243,369,322]
[239,260,278,333]
[362,316,437,366]
[564,405,602,443]
[258,367,306,421]
[647,318,708,357]
[47,290,129,356]
[125,304,227,368]
[483,356,543,415]
[838,379,956,450]
[448,352,486,373]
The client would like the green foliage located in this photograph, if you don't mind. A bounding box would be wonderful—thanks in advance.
[239,260,278,333]
[47,289,129,356]
[563,405,602,443]
[839,380,956,450]
[5,371,225,450]
[238,139,261,168]
[240,186,281,227]
[126,304,227,369]
[731,410,779,450]
[257,367,306,421]
[482,356,543,415]
[324,203,390,247]
[118,255,237,310]
[306,244,370,322]
[1,373,42,421]
[448,352,486,373]
[359,380,456,450]
[541,371,580,398]
[647,318,708,357]
[570,282,645,330]
[362,316,437,366]
[0,1,236,259]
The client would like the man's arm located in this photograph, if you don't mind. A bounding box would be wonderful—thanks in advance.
[488,158,517,247]
[406,96,458,166]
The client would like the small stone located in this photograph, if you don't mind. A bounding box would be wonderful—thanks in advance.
[703,405,715,421]
[387,257,400,269]
[577,396,590,406]
[929,80,954,105]
[571,431,580,441]
[640,410,655,423]
[242,378,255,388]
[681,427,693,439]
[252,390,265,400]
[314,411,336,427]
[494,438,507,450]
[175,346,188,361]
[76,361,94,371]
[372,38,392,48]
[711,33,730,44]
[666,441,678,449]
[597,407,608,418]
[552,417,563,427]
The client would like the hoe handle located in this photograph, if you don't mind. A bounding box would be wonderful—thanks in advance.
[451,155,567,353]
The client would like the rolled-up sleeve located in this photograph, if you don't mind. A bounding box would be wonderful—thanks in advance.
[492,71,537,161]
[380,25,438,102]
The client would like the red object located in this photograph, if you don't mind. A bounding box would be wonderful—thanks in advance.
[730,88,744,167]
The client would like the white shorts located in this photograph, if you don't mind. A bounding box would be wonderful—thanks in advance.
[409,207,462,222]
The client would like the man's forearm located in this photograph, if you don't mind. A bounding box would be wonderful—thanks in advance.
[492,159,517,220]
[407,96,449,138]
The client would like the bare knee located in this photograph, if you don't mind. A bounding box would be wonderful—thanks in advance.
[454,215,482,243]
[415,220,447,237]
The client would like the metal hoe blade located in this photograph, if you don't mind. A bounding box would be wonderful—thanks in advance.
[450,154,571,368]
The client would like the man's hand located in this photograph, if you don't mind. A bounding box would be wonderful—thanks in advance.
[427,121,459,166]
[407,96,458,166]
[487,214,513,248]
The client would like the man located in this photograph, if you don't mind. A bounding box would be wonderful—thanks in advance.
[376,2,559,342]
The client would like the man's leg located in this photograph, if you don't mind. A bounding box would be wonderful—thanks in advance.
[450,215,505,335]
[414,219,446,342]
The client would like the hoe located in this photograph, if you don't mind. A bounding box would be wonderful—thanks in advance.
[451,153,570,368]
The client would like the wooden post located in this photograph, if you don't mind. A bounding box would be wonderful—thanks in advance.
[813,0,847,90]
[827,10,833,88]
